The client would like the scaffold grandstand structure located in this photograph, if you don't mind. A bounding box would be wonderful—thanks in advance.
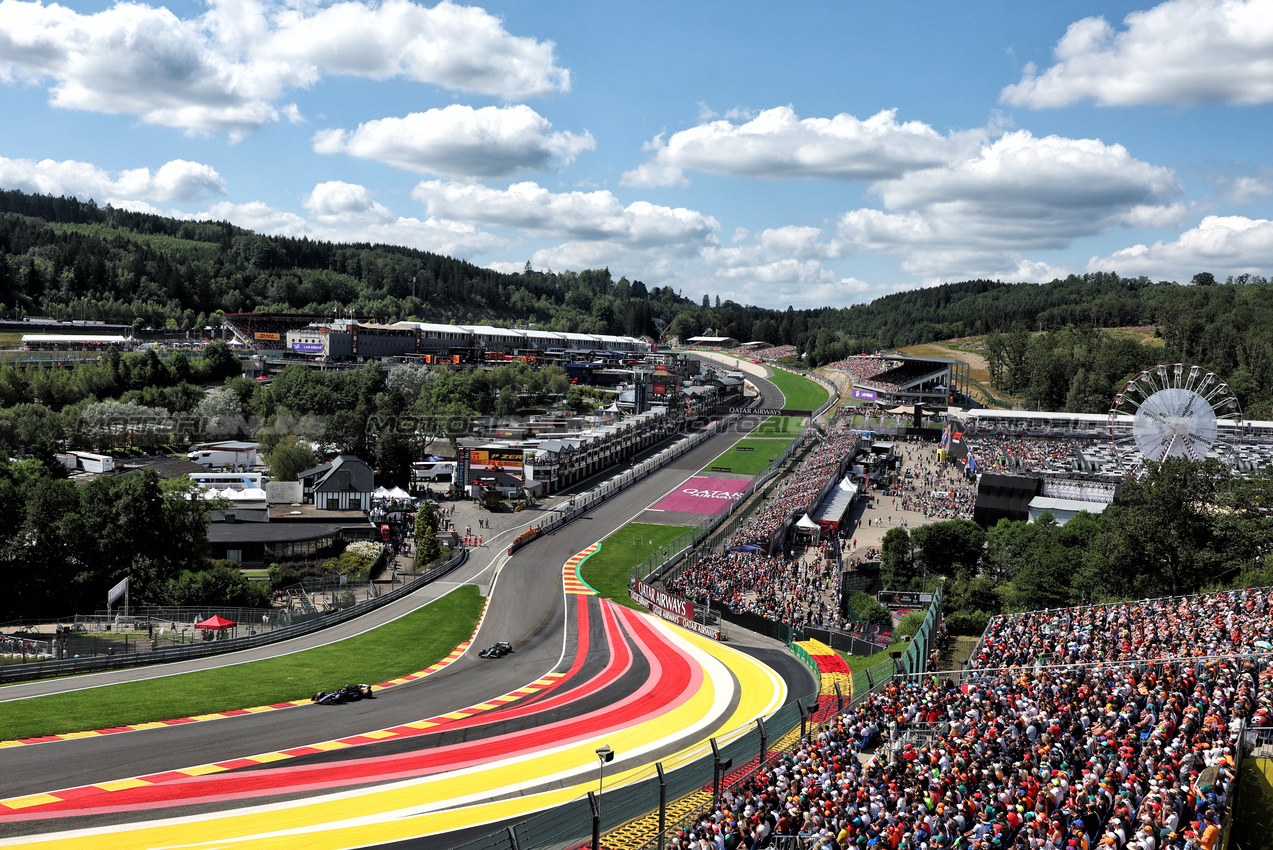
[823,354,971,407]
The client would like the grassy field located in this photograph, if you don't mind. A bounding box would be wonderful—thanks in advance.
[0,586,485,741]
[765,367,830,413]
[702,437,789,477]
[751,415,802,436]
[582,522,692,610]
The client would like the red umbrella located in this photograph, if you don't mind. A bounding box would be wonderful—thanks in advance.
[194,615,237,630]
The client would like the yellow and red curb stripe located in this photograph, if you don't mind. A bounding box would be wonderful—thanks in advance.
[562,543,600,595]
[0,594,494,751]
[795,639,853,708]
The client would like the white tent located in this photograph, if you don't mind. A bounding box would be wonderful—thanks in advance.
[387,486,414,500]
[373,486,391,498]
[794,512,821,542]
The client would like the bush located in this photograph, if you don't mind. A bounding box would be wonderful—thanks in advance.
[895,610,926,638]
[846,592,893,628]
[944,610,992,636]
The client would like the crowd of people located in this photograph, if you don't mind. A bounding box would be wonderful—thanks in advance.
[749,345,800,361]
[668,587,1271,850]
[824,357,899,392]
[669,539,847,632]
[958,435,1096,477]
[972,588,1273,669]
[737,428,863,546]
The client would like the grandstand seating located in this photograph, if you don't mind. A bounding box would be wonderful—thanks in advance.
[670,587,1266,850]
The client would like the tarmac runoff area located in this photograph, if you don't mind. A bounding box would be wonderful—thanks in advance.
[0,359,813,848]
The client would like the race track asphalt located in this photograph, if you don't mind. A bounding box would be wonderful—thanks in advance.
[0,360,820,843]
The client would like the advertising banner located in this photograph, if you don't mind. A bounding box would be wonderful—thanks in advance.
[470,449,525,477]
[629,577,693,619]
[651,476,750,514]
[254,332,280,341]
[851,388,878,401]
[715,406,813,417]
[291,342,324,353]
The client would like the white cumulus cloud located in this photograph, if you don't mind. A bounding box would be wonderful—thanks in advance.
[1088,215,1273,278]
[0,155,225,203]
[1001,0,1273,108]
[303,181,393,224]
[621,106,985,187]
[411,180,719,247]
[0,0,569,138]
[313,104,593,178]
[836,130,1183,277]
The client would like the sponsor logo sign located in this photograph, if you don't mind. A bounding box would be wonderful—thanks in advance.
[851,388,878,401]
[469,449,525,474]
[715,406,813,417]
[254,332,280,341]
[630,578,693,620]
[290,342,324,352]
[651,476,750,514]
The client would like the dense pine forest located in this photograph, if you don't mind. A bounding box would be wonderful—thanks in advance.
[2,189,1272,415]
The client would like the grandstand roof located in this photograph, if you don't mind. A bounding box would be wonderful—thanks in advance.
[22,334,130,343]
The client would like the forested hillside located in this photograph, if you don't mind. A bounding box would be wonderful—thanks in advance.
[2,188,1272,414]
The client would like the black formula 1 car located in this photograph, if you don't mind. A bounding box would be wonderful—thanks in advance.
[311,683,374,705]
[479,641,513,659]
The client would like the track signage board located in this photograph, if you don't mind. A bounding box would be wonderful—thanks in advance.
[715,406,812,417]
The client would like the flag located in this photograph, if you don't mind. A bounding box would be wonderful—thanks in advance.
[941,424,951,449]
[967,454,977,474]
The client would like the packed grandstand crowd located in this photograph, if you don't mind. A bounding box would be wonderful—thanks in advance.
[668,586,1268,850]
[957,435,1098,477]
[669,540,847,632]
[824,356,899,391]
[748,345,800,361]
[736,429,862,546]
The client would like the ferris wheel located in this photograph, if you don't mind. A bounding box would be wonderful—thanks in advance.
[1107,363,1242,474]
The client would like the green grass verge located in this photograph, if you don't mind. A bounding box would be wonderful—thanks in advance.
[0,585,485,741]
[582,522,692,611]
[836,640,910,673]
[764,368,830,413]
[702,437,789,477]
[751,415,802,436]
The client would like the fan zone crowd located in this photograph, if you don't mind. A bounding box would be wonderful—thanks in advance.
[667,587,1270,850]
[669,541,847,632]
[958,436,1097,477]
[737,428,862,546]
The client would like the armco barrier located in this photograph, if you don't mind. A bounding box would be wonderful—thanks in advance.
[455,368,841,850]
[0,547,469,685]
[508,412,747,557]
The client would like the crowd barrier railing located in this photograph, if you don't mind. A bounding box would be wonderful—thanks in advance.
[0,547,469,685]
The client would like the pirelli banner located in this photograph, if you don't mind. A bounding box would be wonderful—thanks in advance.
[629,578,722,639]
[469,449,525,478]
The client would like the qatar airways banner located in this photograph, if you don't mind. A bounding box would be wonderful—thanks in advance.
[651,476,750,514]
[629,577,694,620]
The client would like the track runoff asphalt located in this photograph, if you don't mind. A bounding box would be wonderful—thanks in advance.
[0,358,819,843]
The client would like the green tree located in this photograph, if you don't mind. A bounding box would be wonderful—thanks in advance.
[910,518,985,581]
[374,429,413,488]
[880,527,913,588]
[414,501,442,564]
[269,436,317,482]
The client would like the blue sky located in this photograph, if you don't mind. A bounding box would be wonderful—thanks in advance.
[1,0,1271,310]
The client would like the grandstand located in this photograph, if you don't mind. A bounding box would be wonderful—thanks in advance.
[223,312,650,358]
[669,587,1265,850]
[825,354,970,407]
[21,333,135,352]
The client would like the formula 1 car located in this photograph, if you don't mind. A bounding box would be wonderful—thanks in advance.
[311,683,374,705]
[479,641,513,659]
